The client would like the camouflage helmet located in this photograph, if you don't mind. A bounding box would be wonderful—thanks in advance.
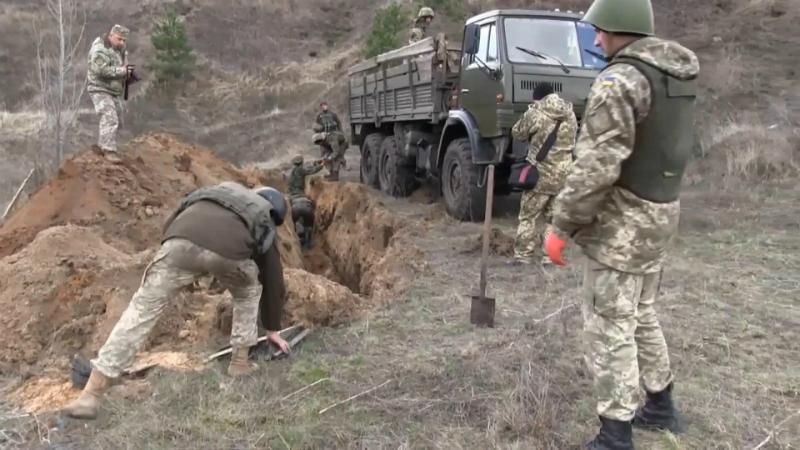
[417,7,434,19]
[312,132,326,145]
[312,123,324,132]
[292,155,304,165]
[582,0,654,36]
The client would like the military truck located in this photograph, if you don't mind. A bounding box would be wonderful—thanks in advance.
[347,9,607,221]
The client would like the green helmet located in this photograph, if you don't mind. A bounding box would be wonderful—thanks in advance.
[417,7,434,19]
[582,0,654,36]
[292,155,303,165]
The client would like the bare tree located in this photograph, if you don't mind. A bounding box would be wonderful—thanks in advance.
[33,0,87,166]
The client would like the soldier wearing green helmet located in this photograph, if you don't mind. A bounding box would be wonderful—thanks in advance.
[408,6,435,44]
[543,0,699,448]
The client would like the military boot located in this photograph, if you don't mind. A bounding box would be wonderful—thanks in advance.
[632,383,687,433]
[62,369,114,420]
[227,346,258,377]
[586,416,634,450]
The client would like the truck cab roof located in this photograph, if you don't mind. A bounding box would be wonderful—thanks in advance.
[465,9,585,25]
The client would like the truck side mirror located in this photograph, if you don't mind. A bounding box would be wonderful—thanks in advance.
[463,24,480,55]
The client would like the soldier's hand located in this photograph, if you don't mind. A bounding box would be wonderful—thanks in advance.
[268,331,291,354]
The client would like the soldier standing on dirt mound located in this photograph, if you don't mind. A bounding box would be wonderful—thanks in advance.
[87,24,137,164]
[510,82,577,266]
[287,155,324,249]
[544,0,699,448]
[408,7,435,44]
[63,182,292,420]
[313,101,347,181]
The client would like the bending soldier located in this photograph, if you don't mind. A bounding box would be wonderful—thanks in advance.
[287,155,324,249]
[63,182,292,420]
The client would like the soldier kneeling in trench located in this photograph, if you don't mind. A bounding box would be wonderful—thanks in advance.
[63,181,292,420]
[287,154,324,249]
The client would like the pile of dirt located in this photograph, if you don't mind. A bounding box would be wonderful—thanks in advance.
[0,133,419,384]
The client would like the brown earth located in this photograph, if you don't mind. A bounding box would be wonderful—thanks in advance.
[0,132,418,413]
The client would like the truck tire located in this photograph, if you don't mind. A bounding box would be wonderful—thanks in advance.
[441,137,486,221]
[379,136,418,197]
[360,133,383,188]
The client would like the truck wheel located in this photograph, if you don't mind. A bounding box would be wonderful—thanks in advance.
[378,136,418,197]
[360,133,383,188]
[442,137,486,221]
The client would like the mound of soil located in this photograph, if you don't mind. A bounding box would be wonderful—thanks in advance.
[0,133,419,392]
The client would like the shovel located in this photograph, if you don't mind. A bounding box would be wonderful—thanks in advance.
[470,164,496,327]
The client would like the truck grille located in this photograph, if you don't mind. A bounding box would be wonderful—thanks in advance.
[519,80,563,92]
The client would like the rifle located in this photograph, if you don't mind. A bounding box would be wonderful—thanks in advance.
[123,64,140,101]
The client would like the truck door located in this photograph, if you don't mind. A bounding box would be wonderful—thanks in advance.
[459,20,502,137]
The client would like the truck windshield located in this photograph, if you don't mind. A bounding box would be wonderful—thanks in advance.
[504,17,582,67]
[504,17,606,70]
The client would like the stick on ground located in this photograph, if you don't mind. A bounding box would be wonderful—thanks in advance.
[318,379,392,415]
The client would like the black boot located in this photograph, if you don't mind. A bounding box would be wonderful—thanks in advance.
[586,416,634,450]
[632,383,687,433]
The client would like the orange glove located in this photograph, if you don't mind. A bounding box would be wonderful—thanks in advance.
[544,229,567,266]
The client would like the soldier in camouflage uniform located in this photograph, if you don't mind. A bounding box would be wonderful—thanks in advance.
[408,7,435,45]
[287,155,324,248]
[63,183,292,420]
[510,82,577,265]
[87,24,135,164]
[313,102,347,181]
[544,0,698,448]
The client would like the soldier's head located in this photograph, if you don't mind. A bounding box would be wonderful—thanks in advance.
[417,7,434,25]
[108,24,129,50]
[533,82,555,101]
[292,155,304,166]
[582,0,653,57]
[320,101,329,112]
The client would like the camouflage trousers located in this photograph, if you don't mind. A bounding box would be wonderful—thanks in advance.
[322,132,347,176]
[581,257,674,421]
[90,92,122,152]
[92,238,261,378]
[513,191,554,258]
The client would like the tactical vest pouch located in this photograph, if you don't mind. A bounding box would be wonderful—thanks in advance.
[508,121,563,191]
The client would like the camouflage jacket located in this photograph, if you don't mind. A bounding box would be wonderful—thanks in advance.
[87,36,128,97]
[511,93,578,195]
[551,37,700,274]
[287,162,323,198]
[315,111,342,133]
[408,26,426,44]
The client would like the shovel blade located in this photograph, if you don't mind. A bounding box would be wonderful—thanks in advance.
[470,295,496,327]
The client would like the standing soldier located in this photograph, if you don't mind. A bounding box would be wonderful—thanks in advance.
[544,0,698,448]
[510,82,578,266]
[63,182,292,420]
[313,101,347,181]
[408,7,435,44]
[287,155,324,248]
[87,24,136,163]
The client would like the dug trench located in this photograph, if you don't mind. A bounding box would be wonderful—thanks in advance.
[0,133,420,414]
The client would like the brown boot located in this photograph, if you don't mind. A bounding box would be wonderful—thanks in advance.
[62,369,113,420]
[227,346,258,376]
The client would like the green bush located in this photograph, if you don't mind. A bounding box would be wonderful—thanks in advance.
[150,9,196,83]
[364,3,408,58]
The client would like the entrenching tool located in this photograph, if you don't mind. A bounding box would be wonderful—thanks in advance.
[470,164,496,327]
[204,325,309,363]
